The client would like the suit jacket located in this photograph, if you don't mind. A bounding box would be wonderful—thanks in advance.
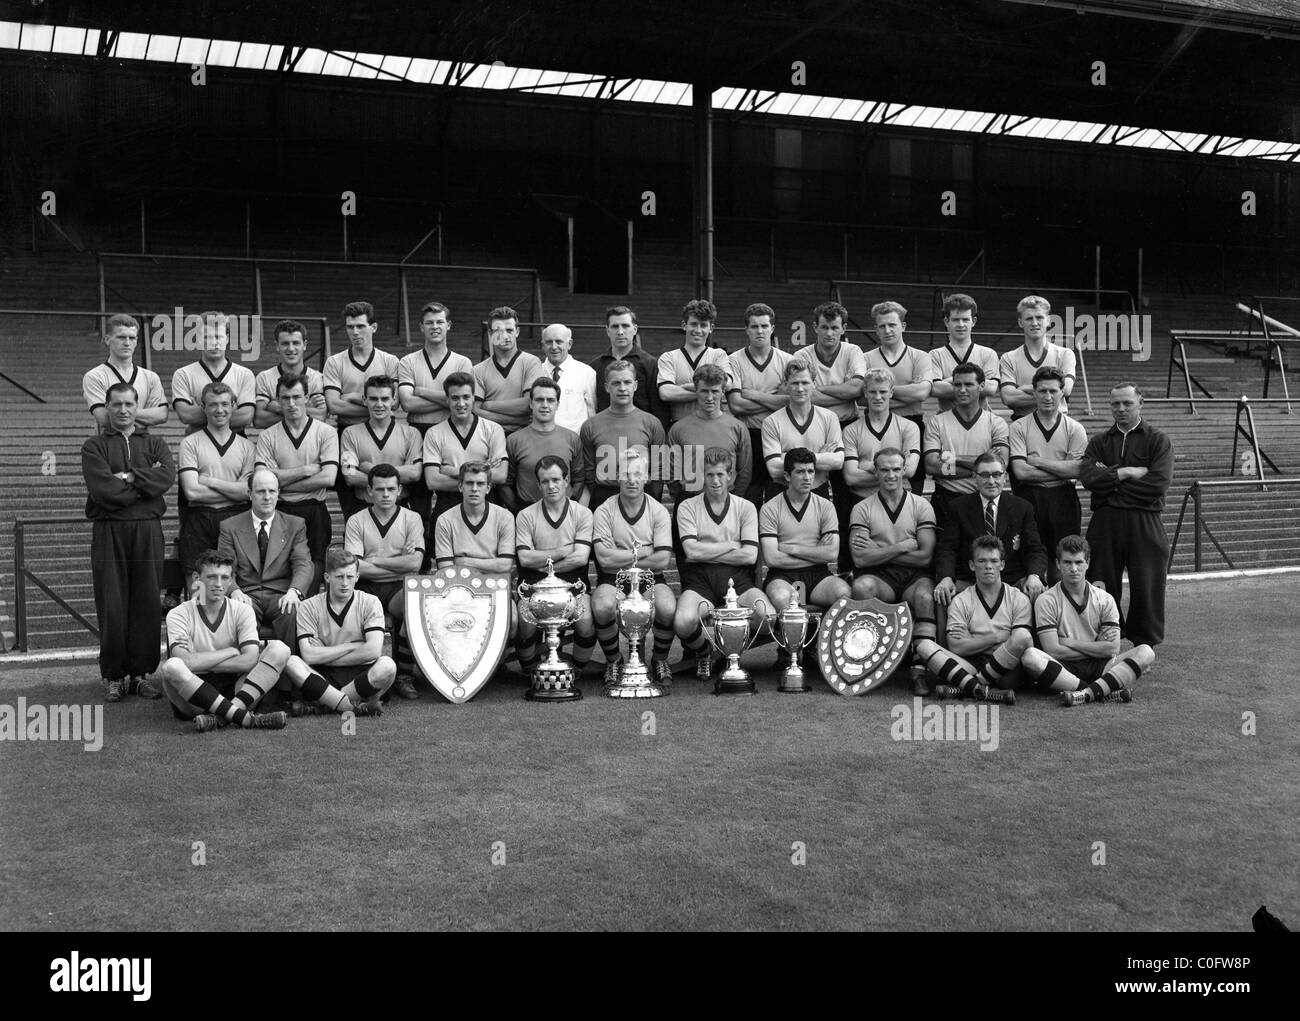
[935,491,1047,585]
[218,512,313,601]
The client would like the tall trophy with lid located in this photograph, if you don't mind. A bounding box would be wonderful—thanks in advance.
[606,540,666,698]
[517,558,587,702]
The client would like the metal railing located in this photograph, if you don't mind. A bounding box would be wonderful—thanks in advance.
[1168,477,1300,573]
[1167,325,1294,415]
[11,517,100,652]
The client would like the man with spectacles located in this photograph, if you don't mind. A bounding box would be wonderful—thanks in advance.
[933,450,1046,643]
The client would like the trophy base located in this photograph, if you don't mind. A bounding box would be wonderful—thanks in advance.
[714,669,757,696]
[525,663,583,702]
[777,669,812,693]
[604,661,666,698]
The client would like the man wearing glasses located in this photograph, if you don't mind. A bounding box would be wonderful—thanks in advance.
[933,449,1046,642]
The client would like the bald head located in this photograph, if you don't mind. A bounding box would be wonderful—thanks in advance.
[541,323,572,365]
[249,468,280,519]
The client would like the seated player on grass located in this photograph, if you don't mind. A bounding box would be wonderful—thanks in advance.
[912,535,1025,704]
[159,550,290,733]
[673,447,767,683]
[344,463,424,700]
[847,447,938,695]
[1021,535,1155,706]
[515,454,597,682]
[283,546,394,716]
[591,449,677,690]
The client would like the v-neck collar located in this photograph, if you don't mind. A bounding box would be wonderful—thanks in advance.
[368,506,399,536]
[197,600,227,633]
[976,584,1005,620]
[865,412,895,441]
[705,494,731,524]
[202,427,237,457]
[542,500,570,530]
[328,594,355,627]
[618,495,647,526]
[783,491,811,521]
[784,405,815,434]
[449,415,480,448]
[365,419,396,449]
[460,503,489,534]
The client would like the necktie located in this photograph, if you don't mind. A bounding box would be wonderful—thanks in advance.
[258,521,269,567]
[552,365,561,382]
[984,500,996,536]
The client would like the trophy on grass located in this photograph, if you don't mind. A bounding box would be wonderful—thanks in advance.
[606,540,666,698]
[517,558,586,702]
[701,579,768,696]
[768,583,821,693]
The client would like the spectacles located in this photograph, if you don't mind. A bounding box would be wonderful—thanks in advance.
[975,471,1005,480]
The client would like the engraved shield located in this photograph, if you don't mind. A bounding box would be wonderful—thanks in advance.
[405,568,512,704]
[816,597,913,696]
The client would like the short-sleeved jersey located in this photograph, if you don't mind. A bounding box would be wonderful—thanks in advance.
[928,342,1001,412]
[340,419,423,502]
[842,413,922,497]
[946,582,1032,647]
[1008,412,1088,489]
[166,598,259,658]
[998,343,1077,418]
[83,362,166,426]
[254,364,326,410]
[760,405,843,490]
[578,408,667,491]
[592,494,672,568]
[923,408,1011,495]
[791,341,868,423]
[473,351,547,433]
[506,424,583,505]
[422,415,507,483]
[434,503,516,565]
[657,345,733,422]
[849,490,936,551]
[758,491,838,567]
[254,418,340,503]
[396,347,476,428]
[1033,582,1121,661]
[178,428,256,508]
[297,590,387,650]
[344,506,425,582]
[516,499,594,563]
[726,346,791,429]
[324,347,403,427]
[676,493,758,558]
[664,413,752,501]
[171,360,256,433]
[863,345,937,418]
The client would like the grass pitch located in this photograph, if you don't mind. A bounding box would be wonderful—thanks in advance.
[1,576,1296,931]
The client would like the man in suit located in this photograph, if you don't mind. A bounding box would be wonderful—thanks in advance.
[216,468,313,645]
[933,450,1046,644]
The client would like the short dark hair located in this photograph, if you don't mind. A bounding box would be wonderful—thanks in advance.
[458,460,491,483]
[973,450,1003,474]
[420,301,450,320]
[744,302,775,323]
[343,301,375,323]
[443,371,475,396]
[813,301,847,324]
[326,545,359,573]
[534,454,569,480]
[784,447,816,474]
[276,373,307,397]
[274,319,307,341]
[488,306,519,326]
[104,313,138,335]
[1032,366,1066,389]
[606,305,638,326]
[681,298,717,324]
[367,463,400,487]
[200,381,234,406]
[942,294,978,318]
[693,364,728,388]
[1056,535,1091,560]
[105,381,136,403]
[952,361,986,385]
[195,549,235,574]
[364,374,397,396]
[703,446,735,472]
[530,376,560,399]
[971,534,1005,560]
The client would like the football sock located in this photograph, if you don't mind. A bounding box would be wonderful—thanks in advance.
[596,622,621,663]
[912,616,937,644]
[342,667,390,703]
[680,623,709,654]
[572,630,596,666]
[231,656,283,713]
[1088,658,1142,700]
[652,623,674,661]
[294,670,348,712]
[977,641,1021,687]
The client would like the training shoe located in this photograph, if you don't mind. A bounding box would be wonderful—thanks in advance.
[349,699,383,717]
[392,676,418,700]
[1060,689,1090,707]
[193,713,227,732]
[652,659,673,691]
[910,666,932,697]
[971,683,1015,705]
[603,660,622,687]
[287,699,319,717]
[696,651,713,683]
[125,676,163,699]
[104,679,125,703]
[1101,686,1134,704]
[933,684,964,700]
[249,711,289,730]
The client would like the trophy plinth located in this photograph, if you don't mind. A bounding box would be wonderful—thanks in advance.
[517,558,585,703]
[702,579,765,696]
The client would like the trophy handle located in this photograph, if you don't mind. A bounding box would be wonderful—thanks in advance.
[801,611,822,649]
[571,579,587,597]
[516,580,532,600]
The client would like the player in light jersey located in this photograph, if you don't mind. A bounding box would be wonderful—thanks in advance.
[928,294,999,412]
[923,362,1009,528]
[673,448,766,684]
[590,450,676,690]
[760,447,850,615]
[999,294,1076,419]
[578,359,667,509]
[324,300,401,430]
[724,302,791,506]
[790,300,866,425]
[282,545,394,715]
[158,550,290,732]
[171,311,256,435]
[344,463,424,700]
[760,360,844,496]
[515,455,597,682]
[657,298,732,423]
[339,374,422,518]
[912,535,1025,704]
[83,313,167,433]
[841,368,921,501]
[504,376,584,511]
[254,318,327,428]
[397,301,476,433]
[1008,366,1086,582]
[473,305,546,434]
[433,460,516,573]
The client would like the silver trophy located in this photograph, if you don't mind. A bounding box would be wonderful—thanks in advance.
[606,540,666,698]
[768,587,821,693]
[701,579,768,696]
[517,558,587,702]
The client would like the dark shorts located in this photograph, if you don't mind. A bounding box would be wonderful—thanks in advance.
[358,579,404,613]
[277,498,331,558]
[1061,656,1109,683]
[170,669,246,719]
[765,566,832,601]
[854,564,930,596]
[318,663,376,688]
[680,562,758,605]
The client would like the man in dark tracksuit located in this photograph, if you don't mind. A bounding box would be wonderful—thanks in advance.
[82,381,177,700]
[1079,383,1173,647]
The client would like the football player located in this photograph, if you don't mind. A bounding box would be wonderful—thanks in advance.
[657,298,732,423]
[999,295,1076,419]
[324,301,401,430]
[923,362,1009,528]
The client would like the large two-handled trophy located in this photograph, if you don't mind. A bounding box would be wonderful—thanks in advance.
[768,585,821,693]
[606,541,666,698]
[701,579,768,696]
[517,558,587,702]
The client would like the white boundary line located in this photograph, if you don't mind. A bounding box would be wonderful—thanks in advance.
[1168,566,1300,582]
